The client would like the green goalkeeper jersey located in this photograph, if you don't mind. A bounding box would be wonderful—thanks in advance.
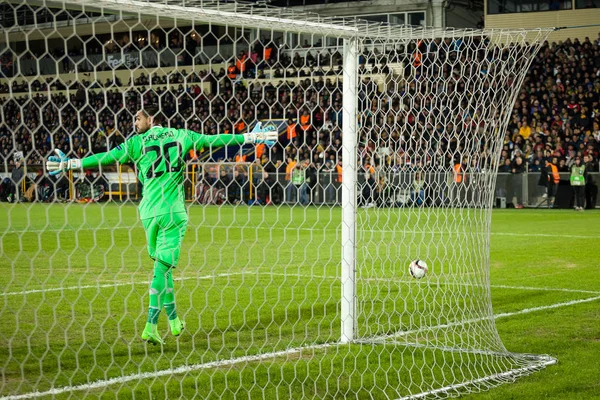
[80,127,245,219]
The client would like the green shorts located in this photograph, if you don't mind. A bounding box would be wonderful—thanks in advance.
[141,212,188,268]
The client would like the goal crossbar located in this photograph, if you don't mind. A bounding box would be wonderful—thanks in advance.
[42,0,556,41]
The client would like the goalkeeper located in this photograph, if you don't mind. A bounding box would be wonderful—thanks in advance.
[46,105,277,345]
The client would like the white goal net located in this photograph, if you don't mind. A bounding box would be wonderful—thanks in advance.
[0,0,555,398]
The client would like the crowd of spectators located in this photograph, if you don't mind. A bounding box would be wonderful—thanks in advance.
[503,36,600,172]
[1,31,600,207]
[0,30,341,77]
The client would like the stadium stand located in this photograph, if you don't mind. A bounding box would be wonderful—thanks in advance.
[1,26,599,206]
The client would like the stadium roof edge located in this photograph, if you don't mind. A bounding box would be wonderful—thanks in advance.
[0,0,555,44]
[65,0,553,41]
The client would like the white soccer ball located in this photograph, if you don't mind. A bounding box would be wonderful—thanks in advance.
[409,260,428,279]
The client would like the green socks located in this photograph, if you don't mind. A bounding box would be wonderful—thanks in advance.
[164,302,177,320]
[164,269,177,320]
[146,262,179,326]
[147,263,169,324]
[146,307,161,324]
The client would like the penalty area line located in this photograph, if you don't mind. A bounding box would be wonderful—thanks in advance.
[1,273,243,297]
[4,226,599,240]
[263,272,600,295]
[5,271,600,297]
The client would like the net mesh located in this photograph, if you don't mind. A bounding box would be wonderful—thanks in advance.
[0,1,555,398]
[353,35,555,395]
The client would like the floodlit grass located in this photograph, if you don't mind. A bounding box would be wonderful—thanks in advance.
[1,203,599,399]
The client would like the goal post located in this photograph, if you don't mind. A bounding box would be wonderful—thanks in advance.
[341,36,359,344]
[0,0,556,398]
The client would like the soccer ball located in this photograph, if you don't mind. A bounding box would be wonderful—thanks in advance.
[409,260,428,279]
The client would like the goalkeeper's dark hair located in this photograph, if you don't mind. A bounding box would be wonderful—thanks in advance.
[142,104,164,126]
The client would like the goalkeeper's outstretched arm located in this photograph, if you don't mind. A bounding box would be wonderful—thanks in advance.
[46,144,132,175]
[46,122,278,176]
[81,145,132,169]
[186,122,278,151]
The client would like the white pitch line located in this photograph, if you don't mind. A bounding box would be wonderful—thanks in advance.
[2,227,132,234]
[2,293,595,400]
[263,272,600,295]
[0,343,335,400]
[489,283,600,295]
[1,273,242,297]
[4,271,599,297]
[372,294,600,343]
[2,226,599,239]
[493,295,600,318]
[490,231,599,239]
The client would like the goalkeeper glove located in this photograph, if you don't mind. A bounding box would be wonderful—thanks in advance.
[243,122,278,146]
[46,149,81,176]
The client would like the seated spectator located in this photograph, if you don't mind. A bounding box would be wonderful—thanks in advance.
[215,169,231,201]
[558,158,569,172]
[8,157,25,203]
[254,171,281,205]
[411,172,425,206]
[359,172,376,208]
[229,169,248,204]
[511,156,526,209]
[519,120,532,140]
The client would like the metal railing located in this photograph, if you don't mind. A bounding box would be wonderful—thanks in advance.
[2,165,598,208]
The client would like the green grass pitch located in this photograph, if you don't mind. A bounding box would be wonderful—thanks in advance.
[1,203,599,399]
